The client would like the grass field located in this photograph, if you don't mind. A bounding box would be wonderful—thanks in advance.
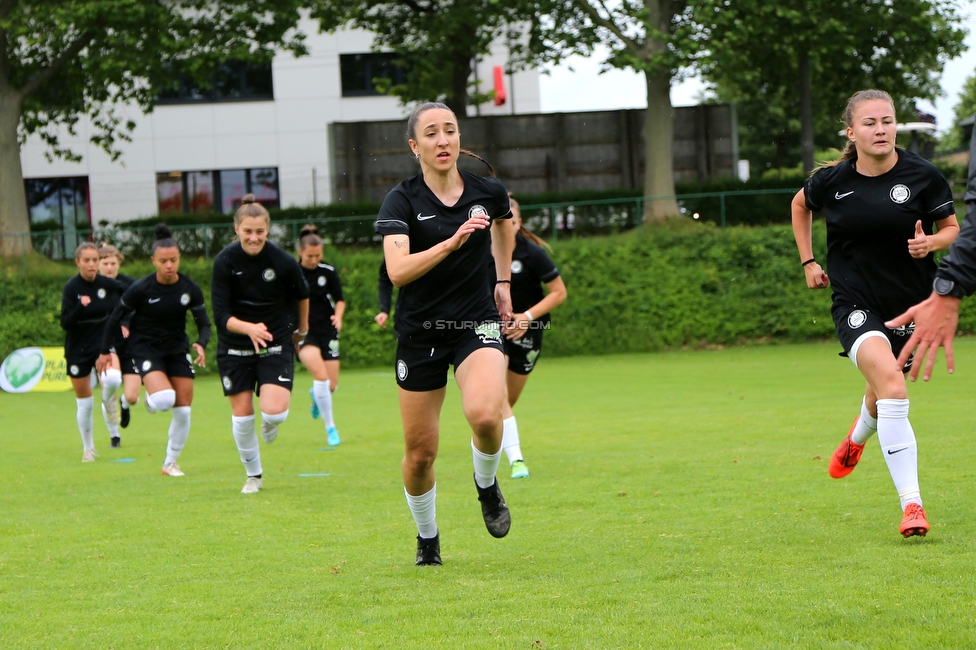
[3,341,976,649]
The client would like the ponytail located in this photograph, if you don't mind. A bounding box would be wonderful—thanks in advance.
[298,224,321,250]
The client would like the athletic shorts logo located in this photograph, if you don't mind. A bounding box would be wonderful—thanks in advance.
[317,276,326,287]
[890,184,911,204]
[396,359,408,381]
[526,349,540,365]
[329,339,340,355]
[186,353,192,363]
[511,260,523,274]
[848,310,867,329]
[469,205,489,218]
[180,293,190,306]
[475,322,502,344]
[70,364,79,376]
[263,268,276,282]
[277,375,291,383]
[97,288,106,299]
[222,376,232,390]
[142,360,152,372]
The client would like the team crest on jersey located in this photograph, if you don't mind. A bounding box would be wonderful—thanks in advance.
[180,293,190,306]
[142,360,152,372]
[848,310,867,329]
[97,288,106,299]
[70,365,79,376]
[396,360,408,381]
[469,205,489,218]
[318,276,326,287]
[511,260,523,274]
[222,376,232,390]
[889,184,911,204]
[263,268,276,282]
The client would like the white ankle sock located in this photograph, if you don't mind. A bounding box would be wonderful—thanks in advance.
[405,484,438,539]
[501,416,523,465]
[76,396,94,451]
[232,415,262,476]
[313,379,335,428]
[146,389,176,412]
[166,406,191,465]
[851,397,878,445]
[876,398,921,510]
[471,438,501,488]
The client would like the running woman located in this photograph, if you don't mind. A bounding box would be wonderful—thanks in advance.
[97,225,210,477]
[498,194,567,479]
[97,242,139,439]
[212,194,310,494]
[296,224,345,447]
[60,242,125,462]
[791,89,959,538]
[375,101,516,566]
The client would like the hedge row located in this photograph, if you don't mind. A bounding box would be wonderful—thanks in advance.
[5,221,975,373]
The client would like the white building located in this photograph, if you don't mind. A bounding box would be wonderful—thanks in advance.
[19,17,540,229]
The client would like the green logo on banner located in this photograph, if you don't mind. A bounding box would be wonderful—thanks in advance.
[4,350,44,388]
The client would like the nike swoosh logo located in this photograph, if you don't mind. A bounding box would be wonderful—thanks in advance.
[417,214,437,221]
[887,447,909,455]
[277,375,291,382]
[835,191,854,199]
[148,298,161,304]
[233,271,244,276]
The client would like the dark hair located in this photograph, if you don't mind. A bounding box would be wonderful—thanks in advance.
[96,241,124,262]
[298,224,322,251]
[405,101,495,176]
[820,89,896,170]
[234,193,270,226]
[151,223,179,255]
[74,241,98,261]
[509,193,551,253]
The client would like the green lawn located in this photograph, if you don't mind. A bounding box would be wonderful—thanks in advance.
[2,341,976,649]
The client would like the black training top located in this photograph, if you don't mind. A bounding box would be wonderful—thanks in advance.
[211,240,310,350]
[804,149,955,320]
[302,262,344,336]
[60,274,124,360]
[510,235,560,326]
[378,260,394,314]
[374,170,511,344]
[100,272,211,358]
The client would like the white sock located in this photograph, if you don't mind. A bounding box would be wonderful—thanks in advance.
[876,398,921,510]
[99,369,122,401]
[471,438,501,489]
[232,415,262,476]
[313,379,335,428]
[165,406,191,465]
[146,389,176,412]
[851,397,878,445]
[261,409,289,426]
[101,403,120,437]
[405,484,438,539]
[501,416,523,465]
[76,396,94,451]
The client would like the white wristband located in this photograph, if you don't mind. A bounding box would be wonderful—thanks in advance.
[524,310,534,322]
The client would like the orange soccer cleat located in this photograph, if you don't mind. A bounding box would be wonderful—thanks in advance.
[900,503,929,538]
[828,418,866,478]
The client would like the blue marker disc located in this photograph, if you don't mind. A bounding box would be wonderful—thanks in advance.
[110,458,137,463]
[299,473,330,477]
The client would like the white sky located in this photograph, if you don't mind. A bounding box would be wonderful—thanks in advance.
[539,13,976,136]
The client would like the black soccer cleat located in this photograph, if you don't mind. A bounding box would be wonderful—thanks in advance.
[119,400,130,429]
[110,436,121,448]
[415,534,442,566]
[475,475,511,538]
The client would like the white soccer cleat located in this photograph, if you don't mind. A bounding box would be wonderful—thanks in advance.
[103,399,121,425]
[241,476,263,494]
[161,463,185,477]
[82,449,98,463]
[260,419,278,444]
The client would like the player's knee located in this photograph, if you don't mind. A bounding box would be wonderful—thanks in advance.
[464,405,502,435]
[404,446,437,473]
[147,389,176,412]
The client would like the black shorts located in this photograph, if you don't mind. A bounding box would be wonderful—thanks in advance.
[121,355,140,376]
[299,331,340,360]
[66,355,97,379]
[217,341,295,396]
[133,351,195,379]
[831,304,915,372]
[395,324,505,392]
[504,329,544,375]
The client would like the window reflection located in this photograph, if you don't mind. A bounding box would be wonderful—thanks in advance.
[156,167,279,215]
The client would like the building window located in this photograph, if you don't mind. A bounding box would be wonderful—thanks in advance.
[157,61,274,104]
[340,53,407,97]
[25,177,91,230]
[156,168,279,215]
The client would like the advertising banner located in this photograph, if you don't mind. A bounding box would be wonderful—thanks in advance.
[0,347,73,393]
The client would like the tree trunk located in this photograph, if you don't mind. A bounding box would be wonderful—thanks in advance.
[641,69,681,222]
[444,57,470,117]
[0,89,31,256]
[798,53,815,174]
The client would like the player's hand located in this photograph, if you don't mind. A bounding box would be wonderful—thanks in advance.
[120,325,130,339]
[374,312,389,328]
[495,282,513,328]
[445,215,490,252]
[803,262,829,289]
[80,295,91,307]
[292,329,307,350]
[885,292,960,381]
[246,322,274,352]
[95,353,112,374]
[331,315,343,331]
[192,343,206,368]
[505,312,530,340]
[908,220,931,259]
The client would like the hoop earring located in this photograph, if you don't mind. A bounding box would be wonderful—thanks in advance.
[415,153,420,160]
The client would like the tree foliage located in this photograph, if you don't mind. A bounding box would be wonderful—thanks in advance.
[939,71,976,153]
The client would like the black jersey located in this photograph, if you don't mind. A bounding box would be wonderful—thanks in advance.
[60,274,124,360]
[509,235,560,325]
[374,170,511,344]
[302,262,344,335]
[100,272,211,358]
[805,149,955,320]
[211,240,310,349]
[378,260,394,314]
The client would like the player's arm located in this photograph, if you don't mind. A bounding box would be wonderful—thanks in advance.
[790,188,828,289]
[383,218,488,287]
[491,217,515,323]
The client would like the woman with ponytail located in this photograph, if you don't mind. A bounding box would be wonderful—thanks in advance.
[97,224,211,477]
[61,242,125,462]
[374,101,516,566]
[97,242,140,440]
[791,89,959,538]
[211,195,309,494]
[296,224,345,447]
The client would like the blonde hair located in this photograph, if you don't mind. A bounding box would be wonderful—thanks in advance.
[97,242,124,262]
[819,89,896,170]
[234,193,270,226]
